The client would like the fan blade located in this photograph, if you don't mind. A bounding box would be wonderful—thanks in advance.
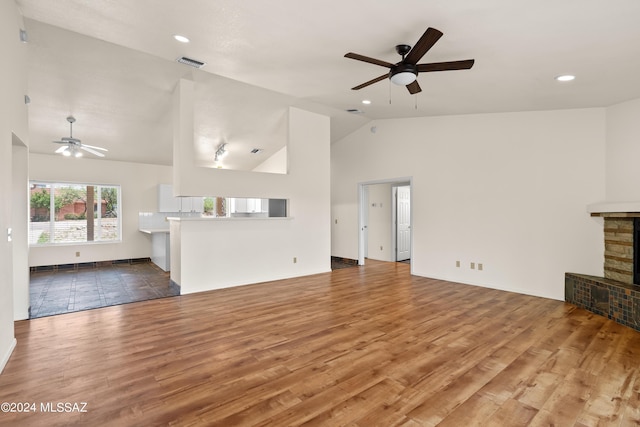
[52,140,67,144]
[61,137,81,143]
[417,59,475,72]
[82,143,108,151]
[55,145,69,154]
[80,145,105,157]
[345,53,394,68]
[404,27,443,65]
[351,73,389,90]
[406,80,422,94]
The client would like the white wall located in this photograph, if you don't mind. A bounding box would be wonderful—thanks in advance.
[605,97,640,201]
[0,0,28,373]
[12,142,29,320]
[332,109,606,300]
[367,183,393,262]
[172,106,331,293]
[29,154,172,266]
[252,146,287,174]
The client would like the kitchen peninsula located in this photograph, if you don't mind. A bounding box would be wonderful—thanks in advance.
[168,216,298,295]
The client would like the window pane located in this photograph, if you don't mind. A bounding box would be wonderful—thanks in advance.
[54,184,87,243]
[98,186,119,241]
[29,183,52,245]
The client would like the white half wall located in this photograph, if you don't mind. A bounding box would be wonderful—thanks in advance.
[28,154,172,266]
[332,108,606,300]
[174,218,324,294]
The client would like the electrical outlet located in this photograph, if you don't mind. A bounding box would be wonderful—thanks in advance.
[456,260,460,268]
[380,245,383,251]
[76,251,80,257]
[478,263,483,271]
[293,257,297,264]
[470,262,475,269]
[335,219,338,224]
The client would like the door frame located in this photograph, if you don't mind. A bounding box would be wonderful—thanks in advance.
[358,177,413,269]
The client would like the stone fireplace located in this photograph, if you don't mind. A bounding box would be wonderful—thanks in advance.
[602,217,639,285]
[565,203,640,332]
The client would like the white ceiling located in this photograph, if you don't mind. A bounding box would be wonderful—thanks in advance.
[16,0,640,168]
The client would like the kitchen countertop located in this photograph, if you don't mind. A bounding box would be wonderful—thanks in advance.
[167,216,291,221]
[139,228,170,234]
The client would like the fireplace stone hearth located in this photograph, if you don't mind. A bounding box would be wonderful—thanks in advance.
[565,273,640,332]
[565,203,640,332]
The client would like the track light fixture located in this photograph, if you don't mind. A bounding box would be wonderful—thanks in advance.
[214,143,228,162]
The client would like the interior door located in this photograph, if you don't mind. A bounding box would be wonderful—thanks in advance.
[363,186,369,258]
[396,185,411,261]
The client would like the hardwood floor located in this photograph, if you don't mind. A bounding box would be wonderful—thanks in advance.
[1,260,639,426]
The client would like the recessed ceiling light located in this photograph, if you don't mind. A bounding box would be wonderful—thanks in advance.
[173,34,190,43]
[362,100,371,105]
[555,74,575,82]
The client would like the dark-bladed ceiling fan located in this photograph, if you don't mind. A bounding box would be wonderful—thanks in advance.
[52,116,108,158]
[344,27,475,94]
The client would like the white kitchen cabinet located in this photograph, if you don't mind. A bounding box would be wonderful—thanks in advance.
[231,198,268,213]
[151,232,170,271]
[158,184,204,213]
[232,198,247,213]
[158,184,181,212]
[182,196,204,213]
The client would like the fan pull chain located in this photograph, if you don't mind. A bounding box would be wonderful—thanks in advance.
[415,94,418,110]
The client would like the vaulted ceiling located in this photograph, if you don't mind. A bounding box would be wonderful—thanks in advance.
[16,0,640,168]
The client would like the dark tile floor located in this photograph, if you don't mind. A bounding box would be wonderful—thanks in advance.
[331,258,359,270]
[330,258,410,270]
[29,261,179,319]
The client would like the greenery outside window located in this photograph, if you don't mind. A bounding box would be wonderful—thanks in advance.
[29,182,121,245]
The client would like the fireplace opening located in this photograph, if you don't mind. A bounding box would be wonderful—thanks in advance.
[634,218,640,285]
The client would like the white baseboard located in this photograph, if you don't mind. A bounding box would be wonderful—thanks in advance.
[0,338,17,375]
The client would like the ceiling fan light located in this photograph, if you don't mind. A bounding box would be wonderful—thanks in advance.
[390,71,417,86]
[75,151,82,158]
[555,74,575,82]
[173,34,190,43]
[62,149,71,157]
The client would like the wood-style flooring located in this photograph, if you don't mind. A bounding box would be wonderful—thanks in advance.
[1,260,639,426]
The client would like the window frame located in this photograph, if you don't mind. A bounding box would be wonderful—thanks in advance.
[29,181,122,247]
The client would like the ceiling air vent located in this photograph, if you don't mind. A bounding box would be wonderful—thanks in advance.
[250,148,264,154]
[346,108,364,114]
[176,56,206,69]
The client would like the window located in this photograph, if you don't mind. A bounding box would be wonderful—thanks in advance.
[29,182,121,245]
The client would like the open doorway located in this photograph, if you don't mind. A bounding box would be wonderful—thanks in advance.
[358,178,412,269]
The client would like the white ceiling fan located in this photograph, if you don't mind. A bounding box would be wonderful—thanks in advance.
[52,116,107,158]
